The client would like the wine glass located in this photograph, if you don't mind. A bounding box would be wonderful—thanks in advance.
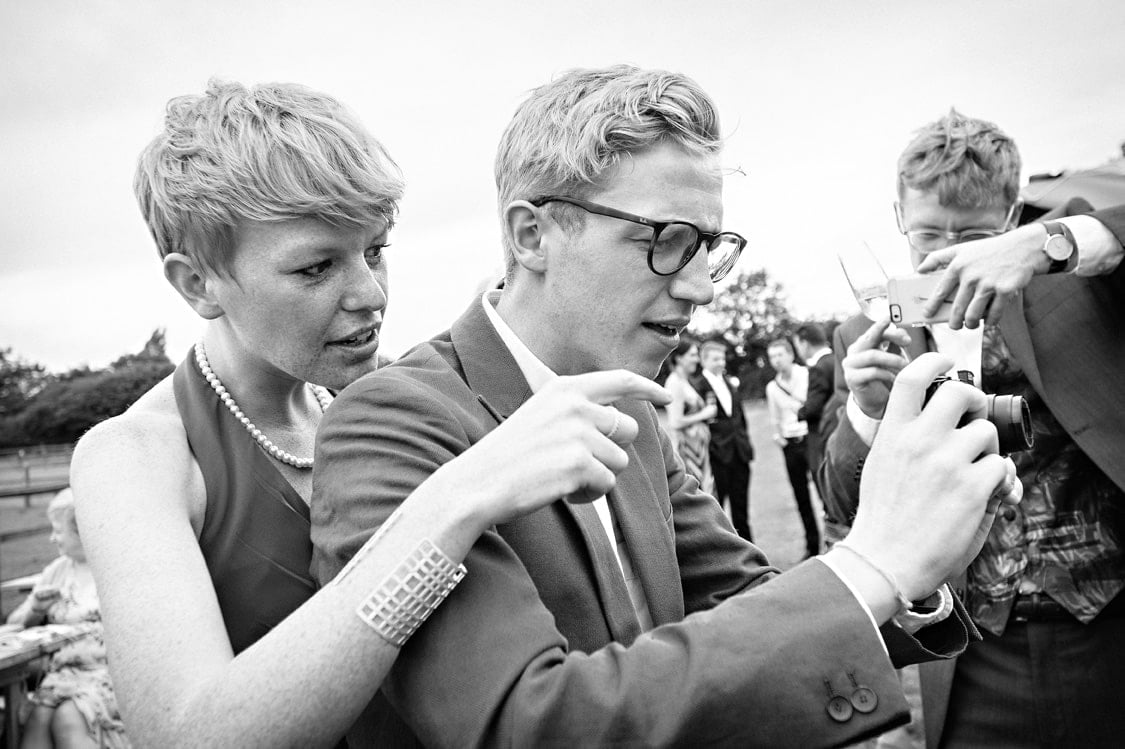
[837,242,910,360]
[837,242,890,322]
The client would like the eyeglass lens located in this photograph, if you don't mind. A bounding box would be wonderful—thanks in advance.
[651,223,741,280]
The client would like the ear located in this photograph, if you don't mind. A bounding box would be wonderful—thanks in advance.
[502,200,550,274]
[163,253,225,320]
[1008,199,1024,228]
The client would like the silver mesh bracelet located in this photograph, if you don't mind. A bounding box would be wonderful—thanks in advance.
[355,538,467,647]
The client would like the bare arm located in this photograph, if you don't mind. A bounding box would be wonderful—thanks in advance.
[72,412,491,749]
[663,377,715,430]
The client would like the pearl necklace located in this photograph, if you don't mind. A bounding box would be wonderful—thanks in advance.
[194,342,332,470]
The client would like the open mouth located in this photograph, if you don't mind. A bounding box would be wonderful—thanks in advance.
[329,328,378,348]
[643,322,683,338]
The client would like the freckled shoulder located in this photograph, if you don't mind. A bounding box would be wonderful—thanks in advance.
[71,373,208,536]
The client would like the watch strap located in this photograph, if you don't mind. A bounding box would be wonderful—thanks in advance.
[1043,221,1078,274]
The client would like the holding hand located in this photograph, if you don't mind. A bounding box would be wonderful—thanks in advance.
[30,585,61,615]
[429,370,671,525]
[844,353,1017,601]
[915,224,1047,329]
[842,318,913,419]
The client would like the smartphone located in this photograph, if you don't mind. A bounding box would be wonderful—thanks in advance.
[887,273,952,326]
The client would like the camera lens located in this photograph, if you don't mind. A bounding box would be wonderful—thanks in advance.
[986,394,1034,454]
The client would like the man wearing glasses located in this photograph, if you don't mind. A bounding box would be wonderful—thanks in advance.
[312,69,1016,747]
[822,110,1125,746]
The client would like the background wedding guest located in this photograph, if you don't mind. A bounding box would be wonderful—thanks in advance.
[822,108,1125,747]
[693,337,754,541]
[663,338,716,492]
[7,490,129,749]
[765,338,821,558]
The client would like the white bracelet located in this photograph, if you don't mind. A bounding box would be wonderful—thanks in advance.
[355,538,467,647]
[834,541,913,616]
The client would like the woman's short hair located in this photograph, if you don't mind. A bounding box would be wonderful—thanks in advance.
[46,488,78,536]
[494,65,723,281]
[134,79,405,275]
[897,108,1021,209]
[767,338,795,356]
[669,336,700,366]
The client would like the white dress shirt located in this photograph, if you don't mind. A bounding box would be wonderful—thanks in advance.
[700,368,732,417]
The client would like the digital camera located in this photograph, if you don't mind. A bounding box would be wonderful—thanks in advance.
[924,370,1034,455]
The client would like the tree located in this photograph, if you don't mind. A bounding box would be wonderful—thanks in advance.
[0,330,174,448]
[691,269,839,399]
[0,348,50,419]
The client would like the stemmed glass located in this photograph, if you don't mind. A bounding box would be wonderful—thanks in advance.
[837,242,890,322]
[837,242,909,360]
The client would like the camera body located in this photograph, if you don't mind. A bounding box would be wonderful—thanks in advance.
[924,370,1034,454]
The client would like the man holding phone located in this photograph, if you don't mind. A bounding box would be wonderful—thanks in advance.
[821,109,1125,747]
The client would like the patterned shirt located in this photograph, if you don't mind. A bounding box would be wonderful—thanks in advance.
[968,325,1125,635]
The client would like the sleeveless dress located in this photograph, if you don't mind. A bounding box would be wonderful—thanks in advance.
[30,556,130,748]
[173,350,318,655]
[666,372,713,493]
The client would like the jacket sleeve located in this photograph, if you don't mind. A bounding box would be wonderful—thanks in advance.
[310,369,953,748]
[1091,204,1125,247]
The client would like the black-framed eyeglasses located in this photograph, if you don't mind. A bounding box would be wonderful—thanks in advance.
[895,201,1022,254]
[530,195,746,282]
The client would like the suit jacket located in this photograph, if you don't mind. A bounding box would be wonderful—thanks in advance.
[692,371,754,464]
[799,351,836,435]
[821,202,1125,748]
[310,296,972,749]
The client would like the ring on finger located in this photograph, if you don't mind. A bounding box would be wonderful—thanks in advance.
[605,410,622,441]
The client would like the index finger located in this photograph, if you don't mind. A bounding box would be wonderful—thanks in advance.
[563,369,673,407]
[920,264,960,318]
[848,317,894,355]
[915,247,954,275]
[881,352,954,427]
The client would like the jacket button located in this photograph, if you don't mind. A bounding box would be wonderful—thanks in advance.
[850,686,878,713]
[827,695,854,722]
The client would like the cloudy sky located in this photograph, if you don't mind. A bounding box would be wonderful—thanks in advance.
[2,0,1123,370]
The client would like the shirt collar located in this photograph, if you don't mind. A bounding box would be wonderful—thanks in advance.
[480,290,556,393]
[701,369,726,386]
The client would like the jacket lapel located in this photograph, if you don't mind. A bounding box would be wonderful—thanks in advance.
[996,292,1045,395]
[607,408,683,627]
[449,296,646,642]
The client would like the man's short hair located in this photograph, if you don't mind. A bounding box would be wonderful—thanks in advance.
[896,108,1021,209]
[794,323,827,348]
[494,64,723,281]
[135,79,405,275]
[699,338,728,357]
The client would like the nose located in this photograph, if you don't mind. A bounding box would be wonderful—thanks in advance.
[341,264,388,313]
[669,244,714,306]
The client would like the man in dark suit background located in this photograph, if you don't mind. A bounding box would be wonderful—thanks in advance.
[692,338,754,541]
[822,108,1125,747]
[795,322,834,486]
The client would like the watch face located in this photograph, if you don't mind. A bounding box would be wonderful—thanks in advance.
[1045,234,1074,261]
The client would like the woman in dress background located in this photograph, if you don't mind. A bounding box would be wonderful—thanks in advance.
[663,338,717,492]
[6,490,129,748]
[69,80,666,748]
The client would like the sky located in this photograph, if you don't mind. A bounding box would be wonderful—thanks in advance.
[2,0,1123,371]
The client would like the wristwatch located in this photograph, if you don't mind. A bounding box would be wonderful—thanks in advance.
[1042,221,1078,274]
